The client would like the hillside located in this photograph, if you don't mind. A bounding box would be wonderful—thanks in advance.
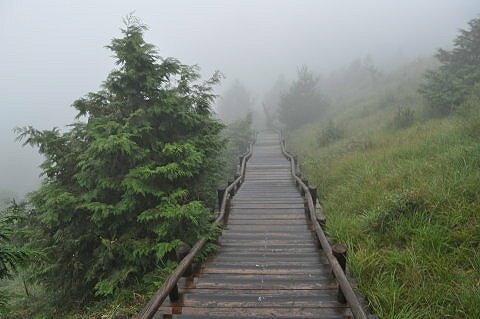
[288,58,480,318]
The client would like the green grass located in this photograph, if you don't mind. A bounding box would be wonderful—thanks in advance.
[290,116,480,318]
[3,275,150,319]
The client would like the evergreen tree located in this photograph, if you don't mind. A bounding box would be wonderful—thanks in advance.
[262,75,288,129]
[16,16,224,307]
[0,202,37,313]
[420,17,480,115]
[279,66,328,130]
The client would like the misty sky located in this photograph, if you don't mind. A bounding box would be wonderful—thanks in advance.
[1,0,478,198]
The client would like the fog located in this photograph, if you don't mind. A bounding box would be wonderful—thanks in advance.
[1,0,478,198]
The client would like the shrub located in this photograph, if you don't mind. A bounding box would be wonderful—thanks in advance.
[317,120,343,147]
[420,17,480,116]
[347,133,375,151]
[370,190,427,235]
[279,66,329,130]
[456,83,480,137]
[392,106,415,129]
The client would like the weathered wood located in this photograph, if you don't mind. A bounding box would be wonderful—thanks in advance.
[141,132,367,319]
[227,180,235,196]
[168,284,180,302]
[216,188,225,211]
[190,273,337,290]
[332,243,348,304]
[308,185,317,206]
[176,243,193,277]
[137,139,254,319]
[163,288,348,308]
[280,133,368,319]
[157,306,353,318]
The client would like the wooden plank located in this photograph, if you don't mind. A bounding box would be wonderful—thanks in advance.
[232,199,304,203]
[199,262,329,275]
[227,219,308,224]
[188,273,338,290]
[204,260,328,268]
[218,238,318,245]
[225,224,311,232]
[208,255,324,263]
[156,306,353,318]
[214,244,319,250]
[226,217,307,222]
[214,246,320,254]
[163,288,347,308]
[143,133,358,319]
[230,204,305,209]
[220,235,314,241]
[229,208,304,213]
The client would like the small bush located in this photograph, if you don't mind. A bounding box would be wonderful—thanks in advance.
[392,106,415,129]
[347,133,375,151]
[456,83,480,137]
[370,190,427,234]
[317,120,343,147]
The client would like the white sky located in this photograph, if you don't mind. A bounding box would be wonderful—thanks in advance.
[1,0,478,198]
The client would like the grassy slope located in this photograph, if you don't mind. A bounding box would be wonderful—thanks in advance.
[289,60,480,318]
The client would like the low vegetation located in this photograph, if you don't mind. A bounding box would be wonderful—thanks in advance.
[287,17,480,318]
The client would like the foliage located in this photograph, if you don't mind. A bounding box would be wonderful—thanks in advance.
[0,202,39,314]
[15,16,224,311]
[262,75,288,129]
[420,17,480,115]
[288,49,480,317]
[391,106,415,129]
[287,23,480,316]
[457,82,480,137]
[317,120,343,147]
[374,191,427,230]
[219,113,254,187]
[279,66,329,130]
[291,118,480,318]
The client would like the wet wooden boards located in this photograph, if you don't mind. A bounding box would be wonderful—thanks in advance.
[155,133,353,318]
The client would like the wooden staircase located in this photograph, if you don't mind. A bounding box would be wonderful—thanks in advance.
[154,133,354,318]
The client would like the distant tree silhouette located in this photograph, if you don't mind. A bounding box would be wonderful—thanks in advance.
[263,75,288,129]
[279,66,328,130]
[420,17,480,115]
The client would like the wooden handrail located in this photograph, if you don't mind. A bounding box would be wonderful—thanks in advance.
[279,130,368,319]
[137,137,255,319]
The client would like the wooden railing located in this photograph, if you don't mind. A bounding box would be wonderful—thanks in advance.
[279,130,369,319]
[137,137,255,319]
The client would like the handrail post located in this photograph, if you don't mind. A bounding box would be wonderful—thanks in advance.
[308,186,317,207]
[168,283,179,302]
[302,178,309,187]
[295,172,301,188]
[279,133,369,319]
[228,180,235,196]
[217,188,226,211]
[300,179,308,196]
[332,243,348,304]
[234,173,240,191]
[177,244,193,277]
[137,139,255,319]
